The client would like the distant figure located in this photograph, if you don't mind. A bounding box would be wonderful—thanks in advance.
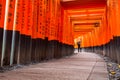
[77,41,81,52]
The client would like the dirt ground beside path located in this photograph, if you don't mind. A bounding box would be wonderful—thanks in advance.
[0,52,108,80]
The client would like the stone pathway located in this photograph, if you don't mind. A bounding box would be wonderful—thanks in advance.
[0,52,109,80]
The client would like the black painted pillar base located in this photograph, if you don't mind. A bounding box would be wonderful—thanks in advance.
[61,44,65,57]
[0,28,3,65]
[35,38,41,62]
[41,38,47,61]
[31,39,36,63]
[19,34,26,64]
[116,37,120,64]
[13,31,20,65]
[46,40,55,60]
[54,40,60,59]
[25,36,32,64]
[3,30,12,66]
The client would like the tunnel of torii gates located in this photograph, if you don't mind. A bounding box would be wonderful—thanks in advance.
[0,0,120,67]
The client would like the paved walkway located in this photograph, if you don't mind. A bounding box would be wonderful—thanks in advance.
[0,52,108,80]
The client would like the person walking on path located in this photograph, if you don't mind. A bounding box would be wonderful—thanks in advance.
[77,40,81,52]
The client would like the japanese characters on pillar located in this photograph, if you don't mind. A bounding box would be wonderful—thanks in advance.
[54,0,61,41]
[54,0,58,41]
[46,0,64,42]
[107,0,120,37]
[0,0,73,44]
[62,9,74,45]
[21,0,28,35]
[15,0,22,32]
[56,0,61,42]
[57,4,62,42]
[48,0,55,41]
[59,7,64,43]
[42,0,46,39]
[5,0,16,31]
[49,0,59,40]
[27,0,33,36]
[0,0,6,29]
[38,0,45,39]
[32,0,37,39]
[63,10,67,44]
[45,0,50,38]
